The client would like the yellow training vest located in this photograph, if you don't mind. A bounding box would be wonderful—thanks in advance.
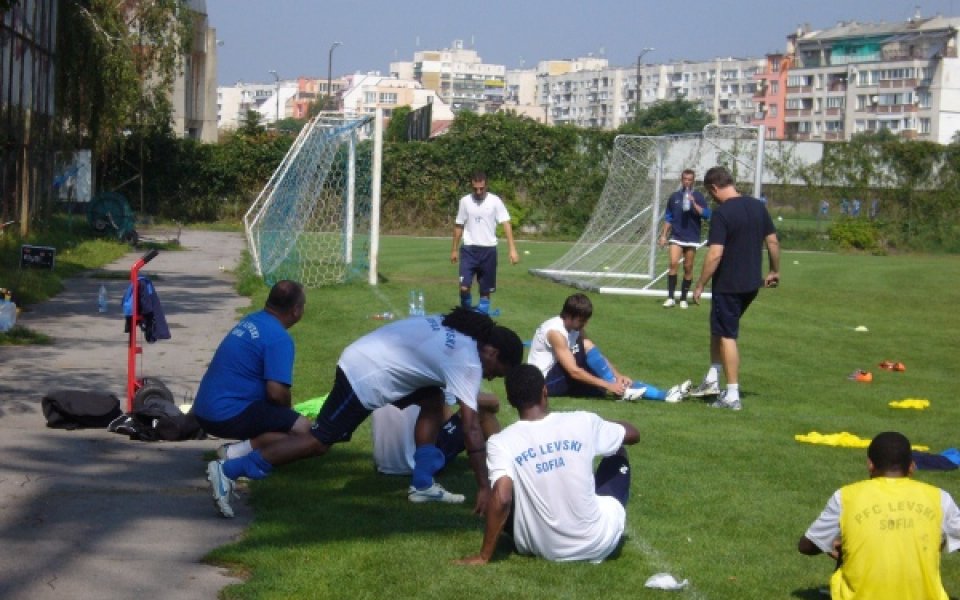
[832,477,946,600]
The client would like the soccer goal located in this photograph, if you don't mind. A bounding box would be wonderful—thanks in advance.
[244,110,383,288]
[530,124,765,296]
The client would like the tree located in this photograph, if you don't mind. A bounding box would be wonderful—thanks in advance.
[619,98,713,136]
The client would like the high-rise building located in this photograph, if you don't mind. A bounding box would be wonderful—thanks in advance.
[390,40,506,113]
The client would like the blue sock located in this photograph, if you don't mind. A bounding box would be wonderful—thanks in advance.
[412,444,445,489]
[632,380,665,401]
[460,292,472,309]
[477,297,491,314]
[223,450,274,481]
[585,347,616,383]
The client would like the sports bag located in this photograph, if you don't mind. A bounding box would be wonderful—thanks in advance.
[42,390,123,430]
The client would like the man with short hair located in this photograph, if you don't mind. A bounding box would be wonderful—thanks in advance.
[206,307,524,518]
[194,280,312,517]
[527,293,690,403]
[690,166,780,410]
[451,171,519,314]
[658,168,710,309]
[456,364,639,564]
[799,431,960,599]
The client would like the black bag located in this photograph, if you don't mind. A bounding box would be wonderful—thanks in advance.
[129,396,204,441]
[42,390,123,430]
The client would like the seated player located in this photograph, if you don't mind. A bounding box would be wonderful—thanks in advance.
[527,293,690,402]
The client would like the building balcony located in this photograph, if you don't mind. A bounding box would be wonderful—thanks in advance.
[786,86,813,95]
[785,108,813,118]
[879,79,917,89]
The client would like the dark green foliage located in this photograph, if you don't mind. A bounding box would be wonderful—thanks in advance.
[618,98,713,135]
[828,217,882,252]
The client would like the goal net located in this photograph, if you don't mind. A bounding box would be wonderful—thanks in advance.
[244,113,380,287]
[530,125,765,296]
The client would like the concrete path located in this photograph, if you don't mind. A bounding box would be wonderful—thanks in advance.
[0,230,253,599]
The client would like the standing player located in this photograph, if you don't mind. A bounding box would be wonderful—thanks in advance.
[658,168,710,309]
[690,166,780,410]
[451,171,519,314]
[206,307,524,518]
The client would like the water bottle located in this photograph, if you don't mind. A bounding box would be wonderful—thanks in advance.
[682,190,692,211]
[370,311,394,321]
[408,290,418,317]
[416,289,425,316]
[97,284,108,313]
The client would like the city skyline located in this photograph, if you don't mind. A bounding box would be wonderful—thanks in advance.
[208,0,960,85]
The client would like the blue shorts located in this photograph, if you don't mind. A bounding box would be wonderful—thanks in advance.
[196,400,301,441]
[710,291,758,339]
[459,245,498,294]
[544,345,606,398]
[312,367,448,447]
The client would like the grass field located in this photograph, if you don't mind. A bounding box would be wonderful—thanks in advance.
[209,236,960,600]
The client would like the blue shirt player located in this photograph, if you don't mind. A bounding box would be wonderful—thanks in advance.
[195,280,312,518]
[658,169,711,309]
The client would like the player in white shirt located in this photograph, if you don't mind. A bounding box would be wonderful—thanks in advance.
[527,293,691,403]
[450,171,519,315]
[371,392,501,476]
[456,364,640,564]
[208,307,523,517]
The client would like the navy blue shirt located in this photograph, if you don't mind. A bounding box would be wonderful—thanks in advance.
[664,188,710,244]
[707,196,777,294]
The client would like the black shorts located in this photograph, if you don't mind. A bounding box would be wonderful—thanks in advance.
[196,400,301,441]
[543,345,605,398]
[459,245,498,294]
[710,290,758,339]
[311,367,372,446]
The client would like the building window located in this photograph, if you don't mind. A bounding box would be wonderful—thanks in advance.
[363,91,376,104]
[379,92,398,105]
[919,118,931,133]
[826,96,844,108]
[768,104,778,117]
[826,120,843,132]
[786,98,803,110]
[770,81,779,94]
[855,119,866,132]
[917,92,932,108]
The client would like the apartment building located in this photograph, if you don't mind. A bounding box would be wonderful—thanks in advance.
[751,54,790,139]
[340,74,454,122]
[216,80,299,130]
[390,40,506,113]
[781,15,960,143]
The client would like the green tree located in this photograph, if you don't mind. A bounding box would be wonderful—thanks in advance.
[619,98,713,135]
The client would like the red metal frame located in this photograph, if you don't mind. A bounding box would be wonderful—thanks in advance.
[126,249,158,412]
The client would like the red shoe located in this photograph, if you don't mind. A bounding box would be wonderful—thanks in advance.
[879,360,895,371]
[848,369,873,382]
[893,362,906,372]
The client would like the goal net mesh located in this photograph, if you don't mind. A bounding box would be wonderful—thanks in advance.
[530,125,763,294]
[244,114,374,288]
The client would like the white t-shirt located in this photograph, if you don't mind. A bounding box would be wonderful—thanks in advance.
[455,192,511,247]
[371,404,419,475]
[339,315,481,411]
[486,411,627,562]
[804,486,960,554]
[526,316,581,376]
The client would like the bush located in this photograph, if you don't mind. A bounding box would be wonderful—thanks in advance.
[828,218,882,252]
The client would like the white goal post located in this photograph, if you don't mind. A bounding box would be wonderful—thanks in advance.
[530,124,766,296]
[244,109,383,288]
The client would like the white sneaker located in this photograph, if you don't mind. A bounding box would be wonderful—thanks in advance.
[662,298,676,308]
[207,460,236,518]
[664,385,684,403]
[679,379,693,395]
[622,386,647,401]
[679,300,689,309]
[688,380,720,397]
[408,483,465,504]
[709,391,742,411]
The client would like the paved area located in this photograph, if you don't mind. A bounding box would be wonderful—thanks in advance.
[0,231,253,599]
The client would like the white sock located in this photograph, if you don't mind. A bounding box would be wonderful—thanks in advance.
[726,384,740,401]
[226,440,253,459]
[705,364,721,383]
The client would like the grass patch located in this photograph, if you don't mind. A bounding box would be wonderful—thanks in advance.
[208,236,960,599]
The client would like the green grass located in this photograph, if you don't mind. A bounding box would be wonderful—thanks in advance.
[210,237,960,599]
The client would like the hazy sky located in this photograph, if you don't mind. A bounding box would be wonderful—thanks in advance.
[207,0,960,85]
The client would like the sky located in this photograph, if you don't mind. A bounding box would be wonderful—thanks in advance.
[206,0,960,86]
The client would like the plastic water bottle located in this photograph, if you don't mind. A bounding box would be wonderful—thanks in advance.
[408,290,418,316]
[370,311,394,321]
[97,284,108,313]
[416,289,425,316]
[682,190,692,211]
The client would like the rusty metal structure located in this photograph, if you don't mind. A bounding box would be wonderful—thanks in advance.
[1,0,57,236]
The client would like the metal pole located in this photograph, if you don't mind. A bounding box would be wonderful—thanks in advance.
[369,108,383,285]
[635,48,654,119]
[327,41,342,110]
[269,70,279,123]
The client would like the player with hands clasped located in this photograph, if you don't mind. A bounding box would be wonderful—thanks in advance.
[659,168,711,309]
